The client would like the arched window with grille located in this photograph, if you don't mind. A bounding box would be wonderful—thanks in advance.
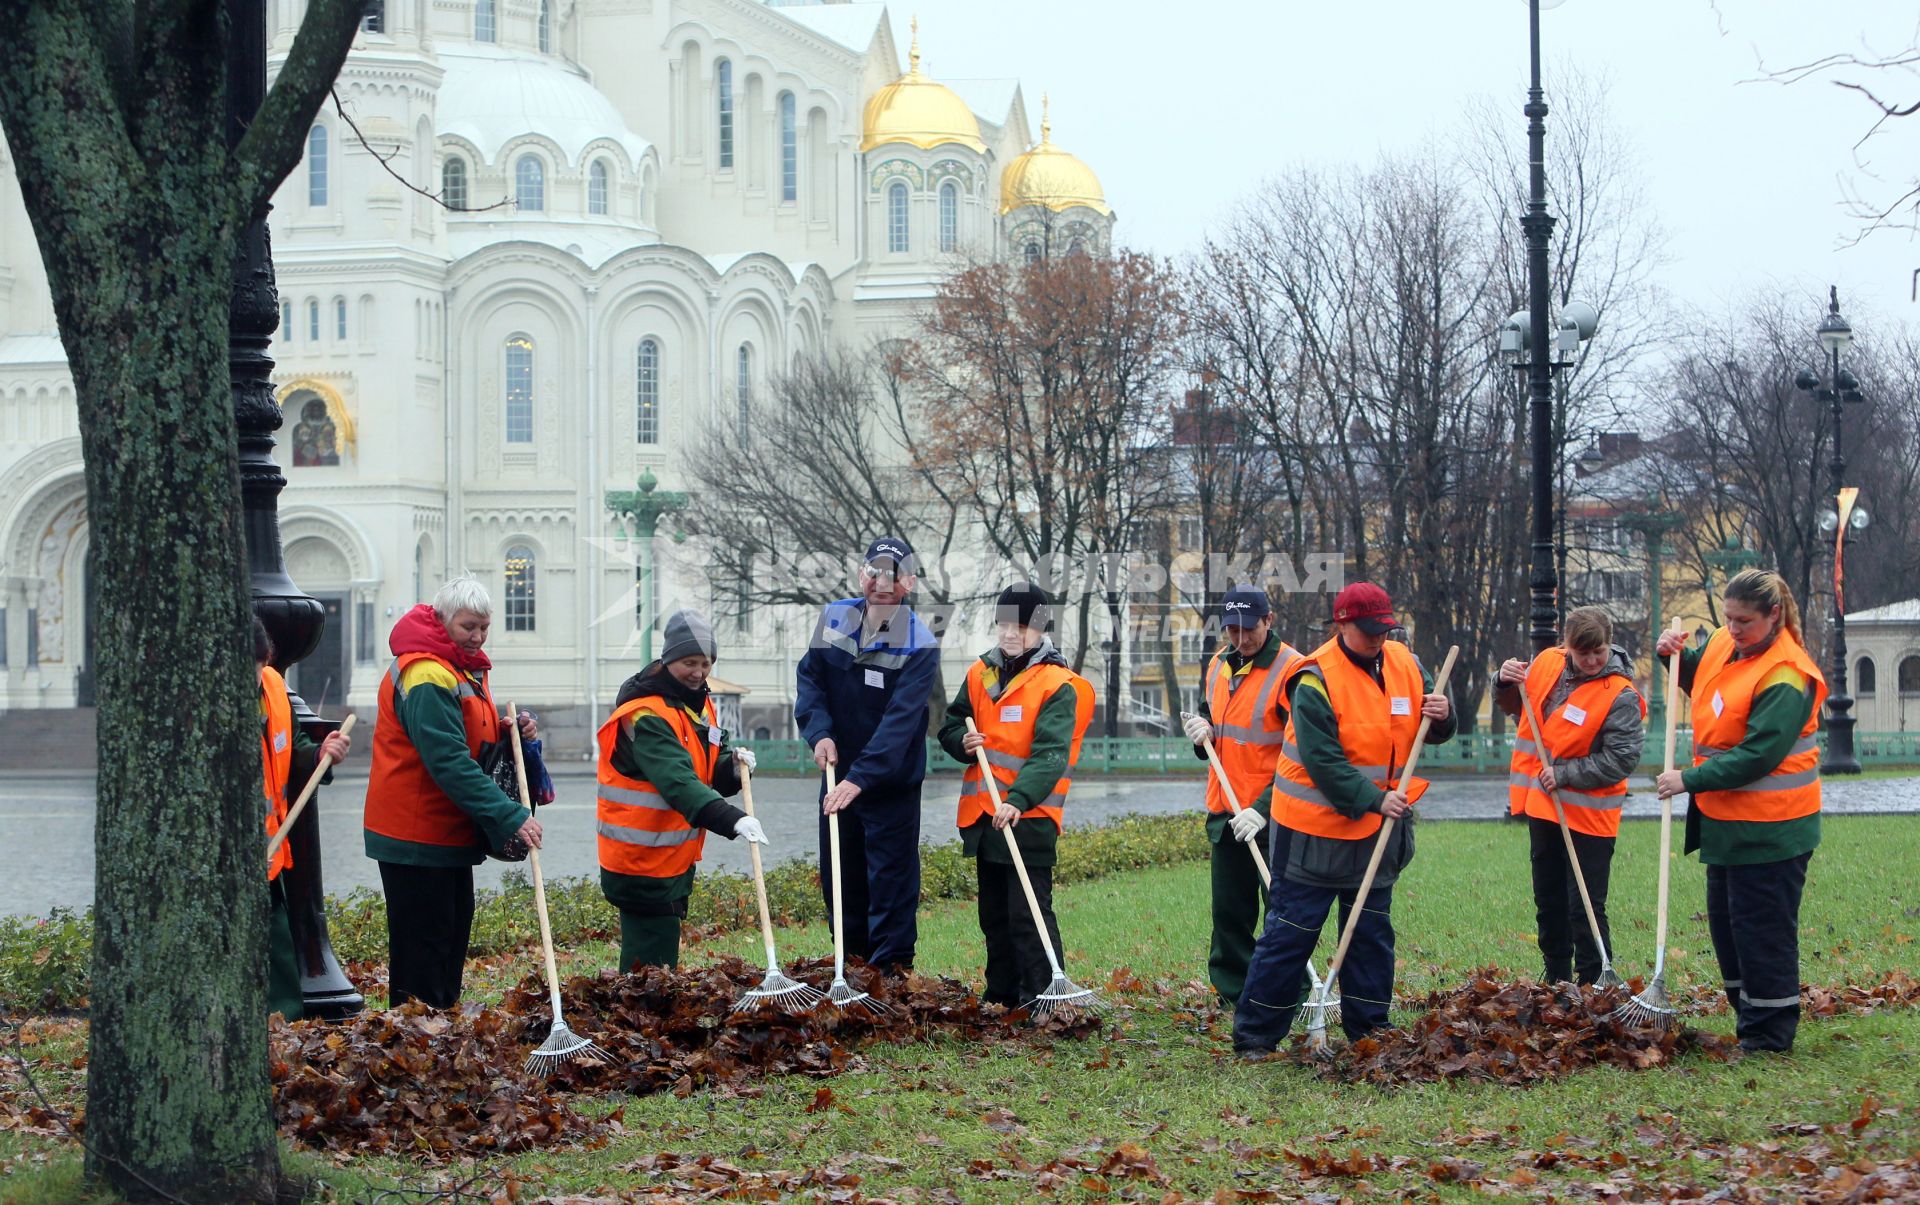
[307,124,328,206]
[637,338,660,444]
[735,343,752,439]
[504,335,534,443]
[887,181,909,253]
[938,181,957,252]
[537,0,551,52]
[588,160,609,215]
[474,0,496,42]
[442,156,468,209]
[779,92,798,202]
[503,545,536,632]
[1857,657,1877,697]
[716,59,735,169]
[514,155,545,211]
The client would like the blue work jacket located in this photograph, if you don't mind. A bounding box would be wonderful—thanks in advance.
[794,598,939,794]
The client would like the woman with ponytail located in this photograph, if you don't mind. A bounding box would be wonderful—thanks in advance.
[1654,569,1825,1052]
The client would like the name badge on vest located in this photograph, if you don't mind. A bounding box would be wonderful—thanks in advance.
[708,725,722,746]
[1710,691,1725,718]
[1390,696,1411,716]
[1000,704,1023,724]
[864,668,886,689]
[1561,704,1588,727]
[273,731,289,752]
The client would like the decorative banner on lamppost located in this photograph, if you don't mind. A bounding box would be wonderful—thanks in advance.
[1834,486,1859,616]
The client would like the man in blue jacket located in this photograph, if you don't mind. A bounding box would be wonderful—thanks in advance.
[794,537,940,973]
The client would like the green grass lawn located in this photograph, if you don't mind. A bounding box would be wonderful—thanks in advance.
[5,814,1919,1202]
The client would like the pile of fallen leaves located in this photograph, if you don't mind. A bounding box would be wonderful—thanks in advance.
[1304,974,1735,1086]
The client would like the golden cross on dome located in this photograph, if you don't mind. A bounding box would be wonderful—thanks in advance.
[908,16,921,75]
[1041,93,1051,144]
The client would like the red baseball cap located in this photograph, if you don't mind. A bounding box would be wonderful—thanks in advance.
[1331,582,1396,635]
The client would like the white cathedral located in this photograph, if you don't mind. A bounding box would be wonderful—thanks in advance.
[0,0,1114,747]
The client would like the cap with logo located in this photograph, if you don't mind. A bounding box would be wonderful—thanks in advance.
[863,536,917,576]
[1331,582,1396,636]
[1218,585,1272,628]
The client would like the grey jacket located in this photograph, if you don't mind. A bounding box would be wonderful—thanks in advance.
[1495,645,1645,790]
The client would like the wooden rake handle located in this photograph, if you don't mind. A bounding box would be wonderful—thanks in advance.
[266,713,357,861]
[1516,680,1612,968]
[826,763,848,975]
[1194,727,1271,889]
[1653,623,1687,961]
[965,718,1066,973]
[508,703,563,1014]
[738,764,780,963]
[1321,644,1459,987]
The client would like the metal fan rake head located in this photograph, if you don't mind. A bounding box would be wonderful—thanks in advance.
[1303,959,1341,1044]
[1022,972,1107,1022]
[827,974,892,1018]
[524,1017,611,1077]
[1612,974,1677,1028]
[731,966,828,1016]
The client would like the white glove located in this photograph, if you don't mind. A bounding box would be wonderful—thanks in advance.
[734,816,767,844]
[1228,807,1267,844]
[735,748,757,772]
[1181,712,1213,746]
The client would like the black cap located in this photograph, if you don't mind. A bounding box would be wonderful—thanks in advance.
[1218,586,1271,628]
[659,609,718,664]
[994,582,1050,629]
[863,536,917,575]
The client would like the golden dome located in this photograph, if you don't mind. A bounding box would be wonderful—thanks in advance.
[859,19,985,154]
[999,98,1109,216]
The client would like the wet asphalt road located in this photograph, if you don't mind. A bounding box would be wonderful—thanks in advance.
[2,769,1914,916]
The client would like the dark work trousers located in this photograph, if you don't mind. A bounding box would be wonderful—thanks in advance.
[817,783,923,971]
[975,856,1063,1007]
[379,862,476,1008]
[1526,816,1616,984]
[1234,871,1396,1052]
[1706,851,1812,1052]
[267,877,305,1020]
[617,901,688,971]
[1207,816,1277,1005]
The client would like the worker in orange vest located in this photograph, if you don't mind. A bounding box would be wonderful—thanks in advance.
[1495,605,1645,985]
[1180,585,1304,1005]
[597,610,766,970]
[255,618,350,1019]
[936,583,1095,1008]
[1233,582,1453,1055]
[1655,568,1826,1052]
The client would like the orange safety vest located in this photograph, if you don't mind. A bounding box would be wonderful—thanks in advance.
[1202,642,1302,815]
[1506,648,1642,838]
[364,653,501,850]
[595,695,717,879]
[1271,638,1431,840]
[957,657,1096,833]
[1690,628,1827,823]
[260,666,295,882]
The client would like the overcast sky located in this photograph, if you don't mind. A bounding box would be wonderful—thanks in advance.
[898,0,1920,342]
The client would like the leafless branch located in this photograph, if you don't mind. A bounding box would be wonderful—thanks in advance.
[329,87,511,212]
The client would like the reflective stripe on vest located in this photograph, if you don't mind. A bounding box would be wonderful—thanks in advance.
[1270,639,1431,841]
[261,666,295,881]
[1203,643,1301,815]
[1506,647,1639,838]
[364,653,501,851]
[594,695,716,878]
[1689,628,1827,824]
[956,656,1095,833]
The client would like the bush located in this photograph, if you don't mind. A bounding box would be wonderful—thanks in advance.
[0,813,1209,1013]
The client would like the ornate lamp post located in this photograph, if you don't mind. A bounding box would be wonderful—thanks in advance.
[1619,503,1683,732]
[227,0,360,1016]
[1703,534,1760,591]
[1793,286,1869,775]
[606,470,688,664]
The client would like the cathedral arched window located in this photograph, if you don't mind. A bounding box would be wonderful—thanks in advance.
[503,545,536,632]
[307,124,328,206]
[361,0,384,33]
[637,338,660,444]
[442,156,468,209]
[1068,238,1088,257]
[474,0,496,42]
[735,343,752,440]
[716,60,735,170]
[292,396,341,467]
[514,154,545,211]
[588,160,609,215]
[887,181,909,253]
[281,301,294,342]
[779,92,798,202]
[537,0,551,53]
[938,181,957,253]
[334,297,348,341]
[504,335,535,443]
[1023,241,1042,266]
[307,298,320,341]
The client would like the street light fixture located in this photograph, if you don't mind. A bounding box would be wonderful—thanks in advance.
[1792,285,1868,775]
[605,469,689,665]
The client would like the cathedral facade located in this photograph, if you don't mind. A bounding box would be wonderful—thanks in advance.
[0,0,1113,747]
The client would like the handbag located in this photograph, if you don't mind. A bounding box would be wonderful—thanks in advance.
[477,716,556,862]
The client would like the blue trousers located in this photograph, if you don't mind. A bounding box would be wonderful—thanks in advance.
[1706,851,1812,1052]
[1233,866,1396,1051]
[818,783,923,971]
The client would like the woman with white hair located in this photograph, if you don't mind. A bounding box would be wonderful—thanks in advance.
[364,577,543,1007]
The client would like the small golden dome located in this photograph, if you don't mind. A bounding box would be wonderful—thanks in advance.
[860,19,985,154]
[999,97,1110,216]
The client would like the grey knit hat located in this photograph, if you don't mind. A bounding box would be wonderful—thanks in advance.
[660,609,718,664]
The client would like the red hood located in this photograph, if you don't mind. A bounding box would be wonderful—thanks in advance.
[389,603,492,672]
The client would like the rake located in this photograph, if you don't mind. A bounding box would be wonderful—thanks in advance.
[1515,687,1625,991]
[1615,625,1686,1028]
[1304,644,1458,1052]
[265,713,358,863]
[965,718,1106,1019]
[730,762,826,1015]
[508,703,610,1075]
[1187,714,1339,1034]
[822,763,889,1018]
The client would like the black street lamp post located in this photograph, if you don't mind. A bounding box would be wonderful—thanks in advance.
[1793,286,1868,776]
[228,0,362,1016]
